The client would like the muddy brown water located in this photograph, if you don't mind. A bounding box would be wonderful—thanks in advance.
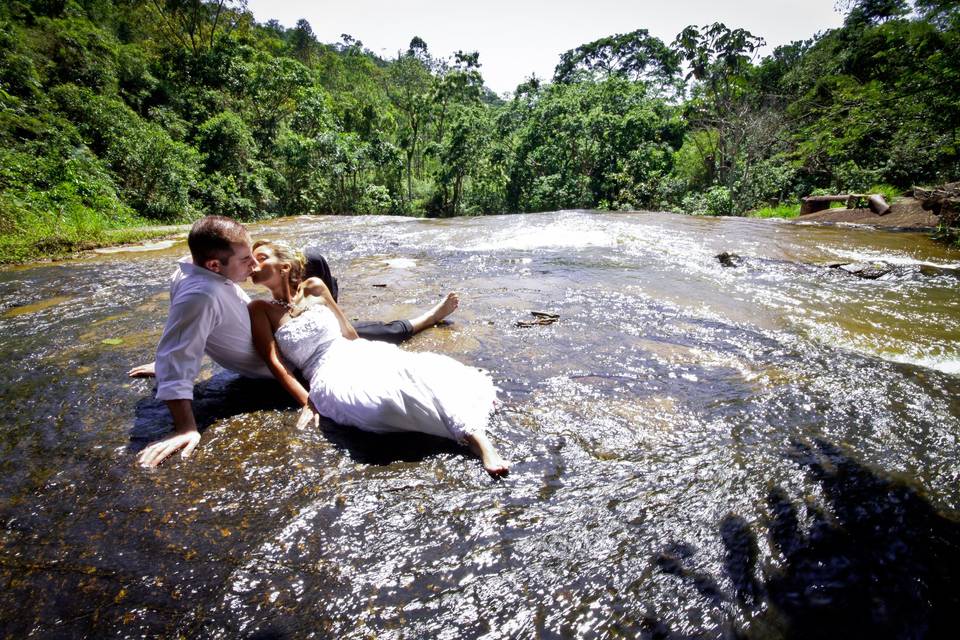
[1,211,959,638]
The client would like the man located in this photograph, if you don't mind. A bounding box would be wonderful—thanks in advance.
[134,215,458,467]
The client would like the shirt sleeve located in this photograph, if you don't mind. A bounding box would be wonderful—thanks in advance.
[155,291,220,401]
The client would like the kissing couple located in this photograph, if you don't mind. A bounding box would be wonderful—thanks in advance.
[132,215,509,476]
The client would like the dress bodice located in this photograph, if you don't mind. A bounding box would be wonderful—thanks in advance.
[274,303,342,381]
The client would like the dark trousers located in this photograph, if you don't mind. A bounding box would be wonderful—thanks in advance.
[303,246,413,345]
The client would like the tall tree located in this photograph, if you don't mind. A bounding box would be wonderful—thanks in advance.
[672,23,766,191]
[386,37,434,203]
[145,0,248,56]
[433,50,483,143]
[554,29,682,98]
[290,18,317,64]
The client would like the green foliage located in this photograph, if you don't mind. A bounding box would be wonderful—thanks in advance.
[680,191,709,215]
[196,110,256,174]
[2,0,958,261]
[37,14,122,92]
[868,183,902,203]
[505,77,681,212]
[553,29,682,97]
[748,203,801,218]
[705,185,734,216]
[672,130,719,189]
[51,83,200,220]
[734,156,800,211]
[356,184,393,214]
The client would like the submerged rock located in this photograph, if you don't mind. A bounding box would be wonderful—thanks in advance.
[919,264,960,279]
[836,262,893,279]
[717,252,743,267]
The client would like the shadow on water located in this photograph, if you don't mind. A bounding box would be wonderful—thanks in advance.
[319,423,464,466]
[129,373,295,446]
[130,372,467,466]
[649,438,960,639]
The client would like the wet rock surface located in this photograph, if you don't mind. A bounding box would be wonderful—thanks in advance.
[835,261,894,279]
[1,211,959,638]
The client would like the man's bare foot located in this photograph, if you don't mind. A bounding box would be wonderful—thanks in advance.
[410,293,460,334]
[128,361,156,378]
[466,432,510,477]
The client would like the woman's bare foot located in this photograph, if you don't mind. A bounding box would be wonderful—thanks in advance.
[409,293,460,334]
[465,432,510,477]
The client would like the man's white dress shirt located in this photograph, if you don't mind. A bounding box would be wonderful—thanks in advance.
[155,259,271,401]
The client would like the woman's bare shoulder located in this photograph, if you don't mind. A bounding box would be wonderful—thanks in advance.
[248,299,283,320]
[248,299,273,312]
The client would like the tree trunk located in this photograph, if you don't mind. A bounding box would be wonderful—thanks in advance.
[867,194,890,216]
[914,182,960,225]
[405,151,413,202]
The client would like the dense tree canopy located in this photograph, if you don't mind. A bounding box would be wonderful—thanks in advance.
[1,0,958,257]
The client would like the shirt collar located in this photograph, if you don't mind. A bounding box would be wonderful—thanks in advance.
[178,256,235,285]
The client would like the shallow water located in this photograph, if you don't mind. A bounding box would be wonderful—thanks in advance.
[1,211,959,638]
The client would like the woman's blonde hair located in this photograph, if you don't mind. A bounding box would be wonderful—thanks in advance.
[252,240,307,312]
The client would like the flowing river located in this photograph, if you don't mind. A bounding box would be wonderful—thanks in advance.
[1,211,959,638]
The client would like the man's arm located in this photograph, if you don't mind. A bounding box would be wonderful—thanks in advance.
[137,291,217,467]
[137,399,201,467]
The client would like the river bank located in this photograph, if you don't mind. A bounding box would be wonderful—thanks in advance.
[793,196,941,229]
[1,204,951,267]
[0,224,190,265]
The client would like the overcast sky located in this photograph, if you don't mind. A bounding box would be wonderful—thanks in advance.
[245,0,847,95]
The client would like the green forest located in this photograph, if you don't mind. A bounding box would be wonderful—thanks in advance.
[1,0,958,261]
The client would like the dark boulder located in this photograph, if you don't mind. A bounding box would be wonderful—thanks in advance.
[717,252,742,268]
[837,262,893,279]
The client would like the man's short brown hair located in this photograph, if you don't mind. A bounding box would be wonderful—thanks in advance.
[188,216,251,265]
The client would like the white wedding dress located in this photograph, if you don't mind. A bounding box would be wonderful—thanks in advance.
[274,303,496,443]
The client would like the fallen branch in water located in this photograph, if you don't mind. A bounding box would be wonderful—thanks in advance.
[516,311,560,327]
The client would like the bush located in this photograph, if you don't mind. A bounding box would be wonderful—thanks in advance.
[705,185,734,216]
[356,184,393,214]
[196,172,256,219]
[38,15,120,93]
[681,191,709,215]
[734,157,799,211]
[0,23,42,98]
[832,160,881,193]
[526,174,592,212]
[51,84,200,220]
[196,110,257,175]
[867,183,902,204]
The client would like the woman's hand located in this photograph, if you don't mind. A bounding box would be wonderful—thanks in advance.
[296,401,321,430]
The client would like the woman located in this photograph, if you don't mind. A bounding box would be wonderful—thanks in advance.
[247,241,509,476]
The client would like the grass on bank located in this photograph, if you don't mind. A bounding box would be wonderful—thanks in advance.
[748,203,802,218]
[0,224,176,264]
[0,197,179,264]
[746,185,903,219]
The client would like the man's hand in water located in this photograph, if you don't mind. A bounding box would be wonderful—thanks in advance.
[137,430,201,467]
[137,400,201,468]
[128,361,156,378]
